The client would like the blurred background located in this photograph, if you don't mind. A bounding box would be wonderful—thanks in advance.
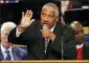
[0,0,89,26]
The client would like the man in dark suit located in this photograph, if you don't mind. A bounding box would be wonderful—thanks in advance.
[8,2,74,60]
[0,22,27,60]
[0,46,27,60]
[66,21,89,60]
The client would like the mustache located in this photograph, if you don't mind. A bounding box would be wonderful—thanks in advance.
[43,21,49,24]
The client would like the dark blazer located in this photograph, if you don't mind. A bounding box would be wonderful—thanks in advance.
[8,21,74,60]
[64,41,89,60]
[83,43,89,59]
[0,46,27,60]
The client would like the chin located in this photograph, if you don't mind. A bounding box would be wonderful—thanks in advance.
[4,45,11,49]
[4,44,12,49]
[76,41,83,45]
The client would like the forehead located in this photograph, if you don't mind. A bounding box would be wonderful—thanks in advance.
[42,6,56,14]
[74,24,83,32]
[2,28,11,33]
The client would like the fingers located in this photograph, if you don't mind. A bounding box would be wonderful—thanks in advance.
[30,10,33,19]
[24,10,33,18]
[22,12,24,18]
[30,19,35,23]
[20,10,34,28]
[25,10,29,17]
[29,19,35,25]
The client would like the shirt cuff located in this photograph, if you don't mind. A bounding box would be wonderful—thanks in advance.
[16,27,22,37]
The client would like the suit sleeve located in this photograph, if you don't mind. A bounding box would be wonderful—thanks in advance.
[8,27,27,45]
[8,21,37,45]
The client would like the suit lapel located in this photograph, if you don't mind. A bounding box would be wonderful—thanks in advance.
[64,40,77,59]
[53,23,64,37]
[83,43,89,59]
[0,48,4,60]
[33,21,45,59]
[70,41,77,59]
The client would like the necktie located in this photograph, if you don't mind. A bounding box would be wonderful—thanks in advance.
[76,48,83,60]
[45,40,52,59]
[5,50,11,60]
[45,38,49,54]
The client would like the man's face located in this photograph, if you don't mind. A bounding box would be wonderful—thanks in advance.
[1,28,12,48]
[40,6,57,28]
[74,24,84,44]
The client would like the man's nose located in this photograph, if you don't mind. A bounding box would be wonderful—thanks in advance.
[44,16,49,21]
[79,33,84,37]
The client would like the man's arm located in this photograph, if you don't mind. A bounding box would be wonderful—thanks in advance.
[8,10,35,45]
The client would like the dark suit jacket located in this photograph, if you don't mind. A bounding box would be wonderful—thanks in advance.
[0,46,27,60]
[8,21,74,60]
[64,41,89,60]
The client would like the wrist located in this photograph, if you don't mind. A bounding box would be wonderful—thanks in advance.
[18,25,25,32]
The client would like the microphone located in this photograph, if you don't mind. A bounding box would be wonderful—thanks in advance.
[61,29,66,60]
[61,35,64,60]
[42,24,49,30]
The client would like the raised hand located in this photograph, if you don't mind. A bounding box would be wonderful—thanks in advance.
[18,10,35,32]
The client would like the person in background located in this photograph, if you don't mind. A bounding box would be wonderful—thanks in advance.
[59,0,72,25]
[70,21,89,60]
[59,0,83,25]
[0,22,27,60]
[60,0,82,15]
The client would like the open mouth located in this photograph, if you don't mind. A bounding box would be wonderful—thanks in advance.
[43,23,51,28]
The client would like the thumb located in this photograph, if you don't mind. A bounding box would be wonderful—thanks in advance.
[29,19,35,25]
[31,19,35,22]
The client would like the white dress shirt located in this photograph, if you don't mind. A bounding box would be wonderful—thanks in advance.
[1,44,14,60]
[76,43,84,49]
